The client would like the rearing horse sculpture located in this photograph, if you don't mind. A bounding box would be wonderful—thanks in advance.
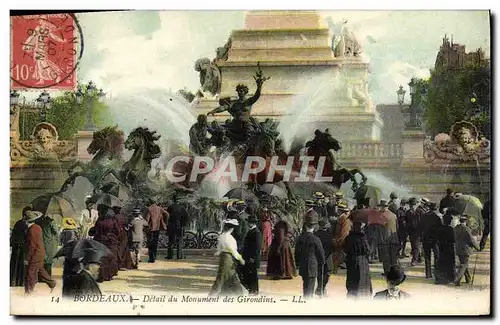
[99,127,161,190]
[58,126,125,194]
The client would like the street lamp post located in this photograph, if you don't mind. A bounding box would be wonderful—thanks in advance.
[35,90,53,122]
[76,81,106,131]
[403,78,424,130]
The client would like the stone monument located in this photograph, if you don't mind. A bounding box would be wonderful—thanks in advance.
[194,10,383,141]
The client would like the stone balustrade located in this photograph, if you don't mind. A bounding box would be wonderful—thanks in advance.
[335,142,404,159]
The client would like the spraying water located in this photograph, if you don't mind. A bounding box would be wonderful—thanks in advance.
[278,71,342,152]
[107,88,196,147]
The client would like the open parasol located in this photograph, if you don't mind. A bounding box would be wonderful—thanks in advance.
[452,195,483,219]
[257,183,287,199]
[224,187,258,201]
[54,238,113,264]
[350,208,387,226]
[355,185,383,208]
[30,193,76,219]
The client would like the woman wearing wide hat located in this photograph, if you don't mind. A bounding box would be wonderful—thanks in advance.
[60,217,79,246]
[209,219,247,296]
[373,265,410,299]
[92,204,120,282]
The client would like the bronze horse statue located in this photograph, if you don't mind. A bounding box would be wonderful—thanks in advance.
[99,127,161,191]
[58,126,125,194]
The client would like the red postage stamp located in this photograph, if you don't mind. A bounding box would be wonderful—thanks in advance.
[10,13,83,90]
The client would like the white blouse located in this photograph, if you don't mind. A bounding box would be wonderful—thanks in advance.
[215,231,243,262]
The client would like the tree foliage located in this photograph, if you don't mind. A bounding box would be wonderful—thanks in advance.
[424,62,491,138]
[19,84,112,140]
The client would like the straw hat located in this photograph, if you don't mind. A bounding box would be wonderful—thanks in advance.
[62,217,78,230]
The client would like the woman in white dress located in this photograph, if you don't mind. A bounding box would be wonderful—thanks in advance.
[209,219,247,296]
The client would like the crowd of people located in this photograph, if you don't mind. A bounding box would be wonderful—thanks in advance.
[209,188,490,300]
[9,193,189,296]
[10,187,490,301]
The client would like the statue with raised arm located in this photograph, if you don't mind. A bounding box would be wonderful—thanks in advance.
[207,63,270,144]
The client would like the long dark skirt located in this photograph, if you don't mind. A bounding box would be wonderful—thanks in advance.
[345,255,373,298]
[97,238,119,281]
[118,234,129,269]
[10,243,25,287]
[62,270,102,298]
[266,241,296,279]
[209,252,246,296]
[435,246,455,284]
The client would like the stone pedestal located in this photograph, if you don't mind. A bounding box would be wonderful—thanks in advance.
[401,130,427,166]
[194,10,383,141]
[75,130,94,162]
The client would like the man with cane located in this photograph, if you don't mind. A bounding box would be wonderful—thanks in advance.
[294,212,325,298]
[454,215,481,286]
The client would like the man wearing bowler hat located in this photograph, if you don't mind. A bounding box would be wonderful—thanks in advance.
[294,213,325,298]
[241,211,262,295]
[396,198,410,258]
[420,202,442,278]
[373,265,410,300]
[406,197,423,266]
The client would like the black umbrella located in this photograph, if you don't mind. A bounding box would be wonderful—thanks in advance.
[88,192,122,208]
[224,187,258,201]
[54,239,113,264]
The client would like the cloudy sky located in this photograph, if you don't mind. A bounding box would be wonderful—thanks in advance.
[75,10,490,104]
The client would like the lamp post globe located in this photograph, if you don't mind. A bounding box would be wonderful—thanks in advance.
[86,81,97,96]
[97,88,106,102]
[408,78,417,96]
[10,90,20,106]
[75,87,84,104]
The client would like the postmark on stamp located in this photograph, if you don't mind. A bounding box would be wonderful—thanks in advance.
[10,13,84,90]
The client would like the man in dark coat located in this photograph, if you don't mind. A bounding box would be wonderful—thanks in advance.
[314,219,334,297]
[439,188,455,214]
[35,214,59,276]
[313,192,328,219]
[241,213,262,295]
[374,265,410,300]
[146,202,168,263]
[406,198,424,266]
[454,215,481,286]
[166,196,189,260]
[388,192,399,215]
[10,206,30,287]
[294,213,325,298]
[396,198,409,258]
[24,211,56,294]
[480,198,491,250]
[420,202,442,278]
[435,211,456,285]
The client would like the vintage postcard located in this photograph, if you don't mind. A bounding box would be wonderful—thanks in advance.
[9,10,491,316]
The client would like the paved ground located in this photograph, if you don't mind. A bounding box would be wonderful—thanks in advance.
[11,241,491,299]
